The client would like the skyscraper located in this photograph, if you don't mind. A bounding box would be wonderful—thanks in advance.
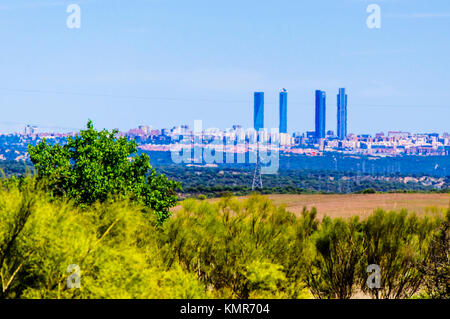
[254,92,264,131]
[337,88,348,140]
[315,90,326,139]
[279,89,288,134]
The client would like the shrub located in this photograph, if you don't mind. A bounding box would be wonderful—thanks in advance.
[159,194,314,299]
[1,182,445,299]
[0,177,204,299]
[359,209,442,299]
[305,217,364,299]
[418,209,449,299]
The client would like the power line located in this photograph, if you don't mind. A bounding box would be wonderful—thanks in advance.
[0,120,80,131]
[0,87,449,109]
[0,88,248,104]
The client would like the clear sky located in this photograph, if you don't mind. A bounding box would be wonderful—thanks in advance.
[0,0,449,134]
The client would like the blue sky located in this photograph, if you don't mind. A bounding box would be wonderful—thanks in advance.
[0,0,449,134]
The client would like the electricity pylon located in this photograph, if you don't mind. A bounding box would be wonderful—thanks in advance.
[252,144,263,191]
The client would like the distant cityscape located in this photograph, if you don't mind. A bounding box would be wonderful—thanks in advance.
[1,88,449,162]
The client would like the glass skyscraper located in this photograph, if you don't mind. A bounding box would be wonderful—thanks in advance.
[279,89,287,134]
[337,88,348,140]
[254,92,264,131]
[315,90,326,139]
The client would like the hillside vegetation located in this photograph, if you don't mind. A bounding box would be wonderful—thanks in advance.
[0,179,448,299]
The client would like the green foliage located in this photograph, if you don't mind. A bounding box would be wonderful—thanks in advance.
[158,166,448,197]
[359,209,441,299]
[27,120,180,223]
[243,261,287,298]
[0,177,204,299]
[360,188,376,194]
[306,217,365,299]
[160,196,446,299]
[159,195,314,299]
[0,178,446,299]
[418,209,449,299]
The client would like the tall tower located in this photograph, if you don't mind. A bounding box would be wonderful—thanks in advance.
[254,92,264,131]
[252,151,263,190]
[279,89,288,134]
[315,90,326,139]
[252,92,264,191]
[337,88,348,140]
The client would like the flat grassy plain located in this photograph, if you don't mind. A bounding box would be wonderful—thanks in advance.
[174,193,450,219]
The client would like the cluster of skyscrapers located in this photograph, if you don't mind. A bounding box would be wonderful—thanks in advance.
[254,88,348,140]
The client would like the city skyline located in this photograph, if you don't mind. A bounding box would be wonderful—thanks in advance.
[5,85,450,137]
[1,1,449,134]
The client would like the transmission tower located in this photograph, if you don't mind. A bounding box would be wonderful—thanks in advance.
[252,145,263,191]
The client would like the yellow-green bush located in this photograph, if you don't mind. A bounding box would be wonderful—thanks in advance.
[0,177,205,299]
[160,194,446,299]
[0,178,447,299]
[358,209,442,299]
[159,195,317,299]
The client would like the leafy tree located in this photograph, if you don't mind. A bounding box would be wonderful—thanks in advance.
[28,120,180,223]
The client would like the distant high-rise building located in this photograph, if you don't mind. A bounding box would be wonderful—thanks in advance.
[279,89,288,134]
[337,88,348,140]
[254,92,264,131]
[315,90,326,139]
[24,125,38,135]
[138,125,151,135]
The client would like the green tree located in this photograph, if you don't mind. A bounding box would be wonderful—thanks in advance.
[28,120,180,223]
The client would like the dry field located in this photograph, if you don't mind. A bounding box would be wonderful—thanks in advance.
[174,193,450,219]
